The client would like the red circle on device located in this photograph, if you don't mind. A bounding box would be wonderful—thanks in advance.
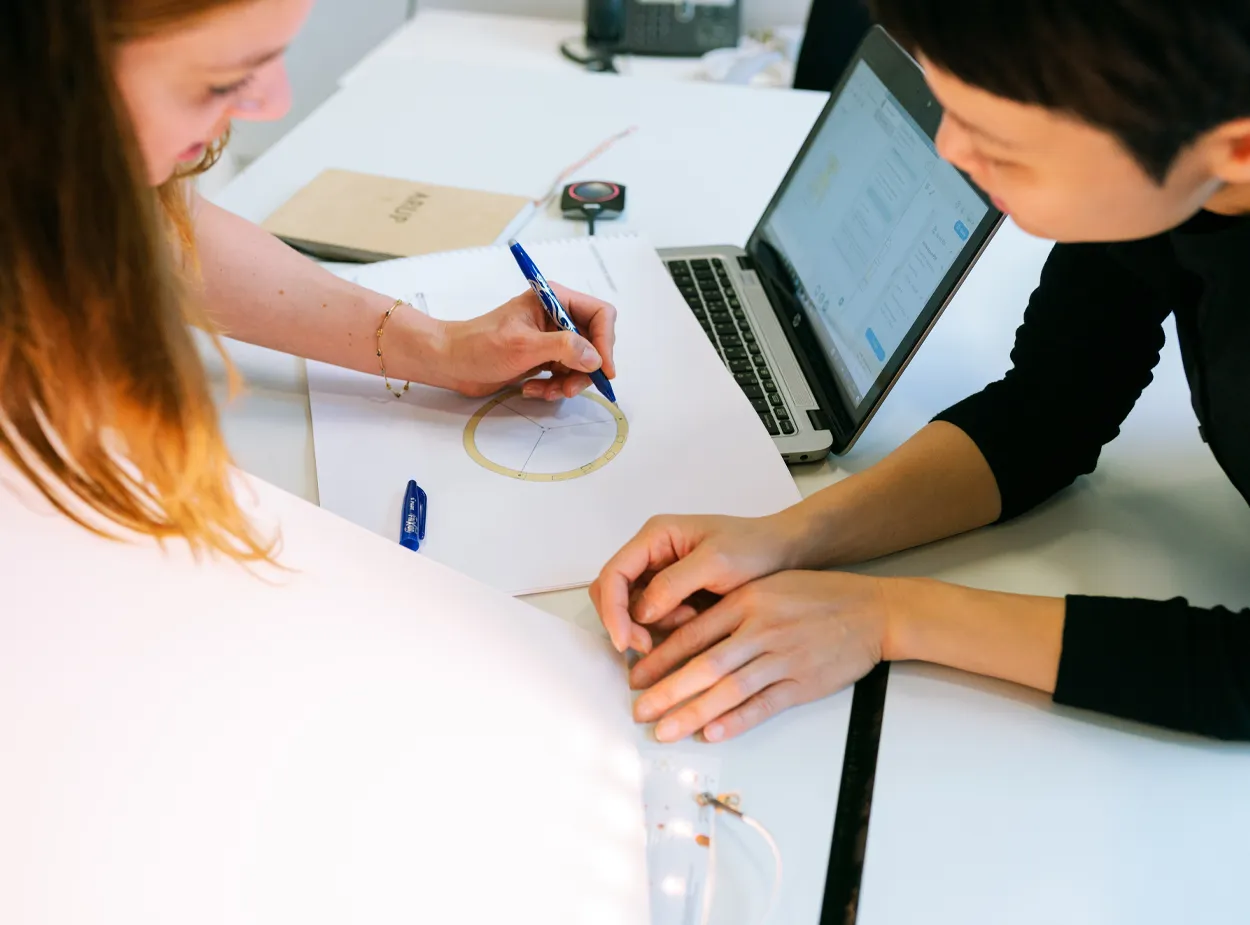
[569,181,621,203]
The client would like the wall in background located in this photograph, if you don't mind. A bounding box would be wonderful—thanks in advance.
[419,0,812,30]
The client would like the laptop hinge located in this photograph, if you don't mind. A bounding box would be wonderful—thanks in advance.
[807,409,829,432]
[737,254,756,272]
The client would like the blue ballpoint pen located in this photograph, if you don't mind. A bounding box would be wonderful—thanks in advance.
[400,479,427,552]
[508,239,617,404]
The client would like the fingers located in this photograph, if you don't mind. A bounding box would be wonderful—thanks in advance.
[700,680,802,743]
[551,282,618,378]
[546,329,603,374]
[633,550,722,626]
[545,370,593,400]
[508,283,614,382]
[651,658,791,744]
[513,327,600,377]
[510,321,601,379]
[594,522,687,653]
[648,602,702,635]
[590,576,653,654]
[643,589,720,635]
[522,379,556,400]
[629,623,653,654]
[630,598,752,698]
[521,370,590,401]
[558,372,592,398]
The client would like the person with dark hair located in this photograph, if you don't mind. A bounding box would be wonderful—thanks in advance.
[591,0,1250,742]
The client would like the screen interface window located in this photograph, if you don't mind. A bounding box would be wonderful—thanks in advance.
[761,60,989,407]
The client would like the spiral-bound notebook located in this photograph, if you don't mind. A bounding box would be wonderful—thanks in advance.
[306,234,802,595]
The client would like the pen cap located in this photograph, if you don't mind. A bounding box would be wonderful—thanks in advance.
[400,479,427,551]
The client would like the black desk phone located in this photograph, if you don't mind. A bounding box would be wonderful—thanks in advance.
[586,0,742,57]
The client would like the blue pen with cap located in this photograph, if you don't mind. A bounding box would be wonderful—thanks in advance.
[508,239,617,404]
[400,479,427,552]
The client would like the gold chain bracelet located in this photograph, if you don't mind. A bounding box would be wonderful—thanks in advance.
[376,298,411,398]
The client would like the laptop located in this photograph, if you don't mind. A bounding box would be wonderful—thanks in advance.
[660,26,1002,461]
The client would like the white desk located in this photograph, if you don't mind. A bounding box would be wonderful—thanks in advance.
[216,59,845,925]
[220,57,828,258]
[851,262,1250,922]
[793,154,1250,919]
[214,49,1250,923]
[341,9,723,89]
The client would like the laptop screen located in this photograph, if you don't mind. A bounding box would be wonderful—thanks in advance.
[753,58,992,412]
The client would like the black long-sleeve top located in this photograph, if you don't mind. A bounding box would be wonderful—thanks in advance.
[934,211,1250,740]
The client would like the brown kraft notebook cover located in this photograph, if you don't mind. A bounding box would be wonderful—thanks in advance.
[261,168,533,263]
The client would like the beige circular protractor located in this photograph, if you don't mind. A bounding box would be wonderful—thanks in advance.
[463,388,628,482]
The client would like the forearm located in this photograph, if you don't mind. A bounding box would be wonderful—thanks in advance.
[883,584,1250,741]
[882,578,1065,693]
[780,421,1002,569]
[783,423,1061,690]
[192,196,446,384]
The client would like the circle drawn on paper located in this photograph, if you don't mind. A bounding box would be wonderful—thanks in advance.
[463,388,628,482]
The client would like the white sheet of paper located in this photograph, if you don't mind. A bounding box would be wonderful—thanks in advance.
[306,235,801,595]
[0,466,649,925]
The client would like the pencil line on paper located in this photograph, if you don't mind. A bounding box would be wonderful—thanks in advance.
[588,243,618,294]
[498,404,543,427]
[501,400,547,428]
[544,420,616,430]
[514,410,546,427]
[520,432,544,473]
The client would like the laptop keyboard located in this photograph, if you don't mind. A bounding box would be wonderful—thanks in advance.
[666,258,795,436]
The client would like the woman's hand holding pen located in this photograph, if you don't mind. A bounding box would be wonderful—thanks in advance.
[426,282,618,400]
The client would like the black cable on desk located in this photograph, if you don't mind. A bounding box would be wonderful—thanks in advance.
[584,202,602,237]
[820,662,890,925]
[559,37,618,73]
